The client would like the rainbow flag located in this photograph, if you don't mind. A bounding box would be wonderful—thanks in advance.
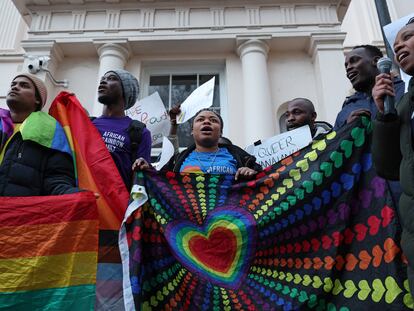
[121,118,413,310]
[0,192,98,310]
[49,92,130,309]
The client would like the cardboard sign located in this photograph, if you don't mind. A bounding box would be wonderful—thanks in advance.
[245,125,313,168]
[126,92,170,145]
[177,77,215,124]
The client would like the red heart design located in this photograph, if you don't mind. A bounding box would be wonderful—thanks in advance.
[259,187,269,195]
[280,246,286,254]
[383,238,400,263]
[295,258,303,269]
[313,257,323,270]
[354,223,368,241]
[264,178,274,187]
[321,235,332,249]
[281,157,293,166]
[182,175,191,183]
[372,245,383,267]
[381,205,395,228]
[358,250,372,270]
[269,173,280,180]
[343,228,355,244]
[287,258,294,268]
[302,240,311,252]
[294,242,302,253]
[166,171,176,179]
[311,238,321,251]
[280,259,287,267]
[188,227,237,273]
[335,255,345,270]
[324,256,335,270]
[345,254,358,271]
[368,216,381,235]
[303,257,312,269]
[256,193,264,200]
[332,231,343,247]
[286,244,294,254]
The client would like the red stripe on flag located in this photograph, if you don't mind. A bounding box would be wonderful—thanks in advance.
[49,92,129,230]
[0,192,97,226]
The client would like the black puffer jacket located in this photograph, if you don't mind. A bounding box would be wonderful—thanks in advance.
[162,143,262,172]
[0,133,78,196]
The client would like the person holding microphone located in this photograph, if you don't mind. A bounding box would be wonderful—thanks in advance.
[371,17,414,295]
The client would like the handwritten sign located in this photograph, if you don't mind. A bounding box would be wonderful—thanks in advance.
[126,92,170,145]
[245,126,312,168]
[177,77,215,124]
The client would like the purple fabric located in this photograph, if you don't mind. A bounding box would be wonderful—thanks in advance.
[0,109,14,138]
[93,116,151,190]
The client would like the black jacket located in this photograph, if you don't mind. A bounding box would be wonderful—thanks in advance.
[162,143,262,172]
[0,132,78,196]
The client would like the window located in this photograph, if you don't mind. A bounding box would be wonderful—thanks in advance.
[148,73,221,148]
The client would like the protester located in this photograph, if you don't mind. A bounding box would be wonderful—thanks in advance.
[168,104,233,153]
[285,98,332,139]
[0,73,78,196]
[133,108,261,180]
[371,17,414,294]
[334,45,405,129]
[93,69,151,191]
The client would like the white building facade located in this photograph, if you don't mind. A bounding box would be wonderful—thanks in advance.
[0,0,413,147]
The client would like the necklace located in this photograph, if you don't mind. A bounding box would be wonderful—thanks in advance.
[194,148,219,173]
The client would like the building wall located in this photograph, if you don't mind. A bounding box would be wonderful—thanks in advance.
[1,0,412,146]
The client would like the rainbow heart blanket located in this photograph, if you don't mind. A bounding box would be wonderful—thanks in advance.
[120,118,413,310]
[0,192,98,310]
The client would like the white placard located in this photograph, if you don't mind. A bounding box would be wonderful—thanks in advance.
[177,77,215,124]
[245,125,313,168]
[155,136,175,171]
[384,14,413,92]
[126,92,170,145]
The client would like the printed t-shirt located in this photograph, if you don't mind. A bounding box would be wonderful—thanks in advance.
[180,147,237,174]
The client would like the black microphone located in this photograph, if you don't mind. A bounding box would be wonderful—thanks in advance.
[377,57,397,115]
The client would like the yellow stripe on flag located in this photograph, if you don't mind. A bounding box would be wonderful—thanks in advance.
[0,252,97,293]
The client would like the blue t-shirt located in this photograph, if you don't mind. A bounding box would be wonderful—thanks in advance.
[180,148,237,174]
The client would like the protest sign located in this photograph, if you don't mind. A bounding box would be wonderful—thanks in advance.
[177,77,215,124]
[245,125,312,168]
[126,92,170,145]
[155,136,175,170]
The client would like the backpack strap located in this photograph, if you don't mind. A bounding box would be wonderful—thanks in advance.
[127,120,146,163]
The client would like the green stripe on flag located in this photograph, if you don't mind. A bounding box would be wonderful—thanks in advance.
[0,285,96,311]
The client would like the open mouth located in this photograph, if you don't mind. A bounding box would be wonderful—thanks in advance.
[347,71,359,82]
[7,91,18,97]
[200,125,213,134]
[397,51,409,63]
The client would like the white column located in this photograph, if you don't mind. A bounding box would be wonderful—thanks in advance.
[237,38,274,145]
[308,33,349,125]
[21,41,64,111]
[93,42,129,116]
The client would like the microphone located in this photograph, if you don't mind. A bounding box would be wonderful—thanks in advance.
[377,57,396,115]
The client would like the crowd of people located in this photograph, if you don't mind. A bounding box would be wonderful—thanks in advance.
[0,16,413,300]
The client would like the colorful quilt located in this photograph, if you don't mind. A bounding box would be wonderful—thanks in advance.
[50,92,130,310]
[120,118,413,310]
[0,192,98,311]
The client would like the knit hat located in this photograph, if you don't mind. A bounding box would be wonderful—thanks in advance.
[105,69,139,110]
[13,73,48,108]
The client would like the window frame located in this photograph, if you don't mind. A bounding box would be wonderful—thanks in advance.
[140,61,227,156]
